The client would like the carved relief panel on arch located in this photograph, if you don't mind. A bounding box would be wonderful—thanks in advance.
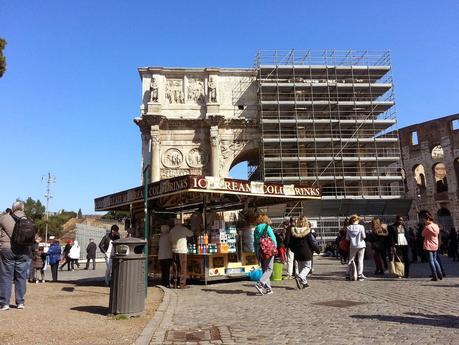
[187,78,206,105]
[166,79,185,104]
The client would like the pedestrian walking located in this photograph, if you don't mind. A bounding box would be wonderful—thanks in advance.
[285,216,320,289]
[47,240,61,282]
[345,214,366,281]
[59,241,72,271]
[68,240,80,270]
[253,213,277,295]
[84,238,97,270]
[419,210,443,281]
[0,201,36,310]
[388,216,410,278]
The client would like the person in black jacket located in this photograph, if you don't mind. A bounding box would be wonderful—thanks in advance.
[388,216,410,278]
[285,216,320,290]
[59,240,72,271]
[84,238,97,270]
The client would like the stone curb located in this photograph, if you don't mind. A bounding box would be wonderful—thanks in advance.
[135,285,177,345]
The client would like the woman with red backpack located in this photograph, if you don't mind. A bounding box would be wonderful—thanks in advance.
[253,213,277,295]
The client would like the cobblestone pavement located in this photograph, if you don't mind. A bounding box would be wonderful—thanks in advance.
[149,256,459,345]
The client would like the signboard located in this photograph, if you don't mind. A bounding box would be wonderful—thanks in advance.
[95,175,321,211]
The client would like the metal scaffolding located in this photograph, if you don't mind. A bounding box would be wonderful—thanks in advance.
[254,50,403,205]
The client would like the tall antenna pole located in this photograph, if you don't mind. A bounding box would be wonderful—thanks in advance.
[43,172,56,243]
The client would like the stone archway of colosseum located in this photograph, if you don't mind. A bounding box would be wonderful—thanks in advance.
[219,139,259,178]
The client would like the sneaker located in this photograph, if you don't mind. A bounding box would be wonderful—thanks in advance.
[265,287,273,295]
[17,304,24,309]
[0,305,10,311]
[295,276,303,290]
[282,275,294,280]
[255,282,264,295]
[357,275,365,281]
[41,280,45,283]
[35,280,39,284]
[345,275,350,281]
[302,282,310,289]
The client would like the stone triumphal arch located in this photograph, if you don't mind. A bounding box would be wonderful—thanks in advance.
[134,67,260,182]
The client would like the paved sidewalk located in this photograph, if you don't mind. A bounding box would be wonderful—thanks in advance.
[149,256,459,345]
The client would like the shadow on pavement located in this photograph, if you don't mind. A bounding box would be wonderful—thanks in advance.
[419,284,459,288]
[201,288,258,296]
[351,312,459,329]
[70,305,109,316]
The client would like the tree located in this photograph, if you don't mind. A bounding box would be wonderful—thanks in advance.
[102,210,129,221]
[20,197,45,221]
[0,38,6,78]
[77,208,83,219]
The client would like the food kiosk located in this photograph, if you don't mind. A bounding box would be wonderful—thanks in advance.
[95,175,321,284]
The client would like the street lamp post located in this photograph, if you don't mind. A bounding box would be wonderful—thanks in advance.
[42,172,56,243]
[143,164,150,297]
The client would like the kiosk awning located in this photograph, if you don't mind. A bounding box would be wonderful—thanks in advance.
[94,175,322,212]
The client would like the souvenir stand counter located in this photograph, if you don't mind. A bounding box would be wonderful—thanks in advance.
[95,175,321,284]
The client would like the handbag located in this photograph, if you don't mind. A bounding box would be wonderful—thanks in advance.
[389,251,405,277]
[338,238,350,253]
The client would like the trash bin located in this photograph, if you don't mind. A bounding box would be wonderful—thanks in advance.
[108,238,146,316]
[271,261,283,281]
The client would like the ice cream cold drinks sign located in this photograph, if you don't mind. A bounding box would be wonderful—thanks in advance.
[95,175,321,211]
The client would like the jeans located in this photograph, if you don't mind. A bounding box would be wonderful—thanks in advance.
[259,256,274,288]
[0,249,30,306]
[297,260,312,284]
[436,251,445,275]
[50,263,59,281]
[427,251,442,278]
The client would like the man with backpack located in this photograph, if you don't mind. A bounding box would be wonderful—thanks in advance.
[0,202,37,310]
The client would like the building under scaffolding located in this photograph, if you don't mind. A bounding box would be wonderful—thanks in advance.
[130,50,411,243]
[253,50,410,238]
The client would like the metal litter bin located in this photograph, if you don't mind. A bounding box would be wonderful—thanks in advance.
[108,238,146,316]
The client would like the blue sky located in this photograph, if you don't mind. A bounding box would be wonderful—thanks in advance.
[1,0,458,214]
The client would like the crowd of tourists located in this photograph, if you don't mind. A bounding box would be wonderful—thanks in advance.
[2,201,457,308]
[253,209,455,294]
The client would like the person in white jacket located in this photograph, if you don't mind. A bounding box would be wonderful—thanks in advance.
[346,214,366,281]
[68,240,81,271]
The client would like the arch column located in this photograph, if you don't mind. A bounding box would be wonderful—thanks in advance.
[210,126,220,177]
[150,125,161,182]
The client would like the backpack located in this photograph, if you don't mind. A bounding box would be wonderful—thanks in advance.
[258,224,278,259]
[10,214,38,247]
[307,232,321,254]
